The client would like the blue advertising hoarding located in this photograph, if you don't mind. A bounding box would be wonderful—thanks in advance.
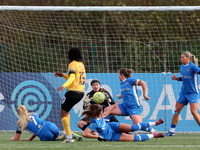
[0,73,199,132]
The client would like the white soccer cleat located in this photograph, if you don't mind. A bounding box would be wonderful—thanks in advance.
[62,138,75,143]
[56,133,66,140]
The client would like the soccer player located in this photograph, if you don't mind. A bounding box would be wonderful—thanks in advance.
[78,79,118,128]
[82,101,164,141]
[55,48,86,143]
[10,105,60,141]
[104,68,156,133]
[77,79,119,141]
[165,51,200,136]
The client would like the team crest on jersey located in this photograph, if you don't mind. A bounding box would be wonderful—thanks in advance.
[125,82,129,84]
[187,69,190,72]
[89,123,94,127]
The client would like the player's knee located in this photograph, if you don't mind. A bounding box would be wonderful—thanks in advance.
[174,108,181,115]
[191,109,198,116]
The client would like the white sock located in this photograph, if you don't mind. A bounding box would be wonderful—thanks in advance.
[147,134,154,139]
[148,122,156,127]
[169,128,175,132]
[150,128,156,133]
[67,134,72,139]
[63,130,66,134]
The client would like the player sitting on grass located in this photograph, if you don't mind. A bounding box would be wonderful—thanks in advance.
[82,101,165,142]
[10,105,61,141]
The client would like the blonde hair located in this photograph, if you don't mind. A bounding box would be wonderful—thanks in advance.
[17,105,30,131]
[182,51,198,66]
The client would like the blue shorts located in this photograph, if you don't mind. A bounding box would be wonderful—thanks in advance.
[178,92,199,106]
[39,122,60,141]
[108,122,121,141]
[118,104,141,116]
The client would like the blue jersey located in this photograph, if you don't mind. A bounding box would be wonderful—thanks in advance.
[16,113,46,136]
[120,77,141,107]
[87,117,116,141]
[179,62,200,94]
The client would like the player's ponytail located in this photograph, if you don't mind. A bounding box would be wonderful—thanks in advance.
[119,68,134,78]
[17,105,30,131]
[191,55,198,66]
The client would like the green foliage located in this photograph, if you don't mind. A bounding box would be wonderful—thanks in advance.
[1,10,200,73]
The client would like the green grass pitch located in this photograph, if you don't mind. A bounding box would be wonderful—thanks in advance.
[1,132,200,150]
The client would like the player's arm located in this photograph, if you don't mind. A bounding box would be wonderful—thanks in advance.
[83,94,93,109]
[22,134,36,141]
[57,73,75,91]
[82,128,98,138]
[171,74,182,81]
[102,100,121,118]
[139,80,151,101]
[54,72,69,80]
[101,90,115,104]
[10,130,21,141]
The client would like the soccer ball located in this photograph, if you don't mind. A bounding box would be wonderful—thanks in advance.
[93,92,105,104]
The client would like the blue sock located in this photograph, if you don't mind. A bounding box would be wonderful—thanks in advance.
[131,124,139,131]
[139,122,150,131]
[131,123,150,131]
[146,127,153,132]
[133,134,150,141]
[171,124,176,128]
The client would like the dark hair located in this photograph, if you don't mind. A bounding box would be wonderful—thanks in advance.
[68,48,82,62]
[91,79,101,86]
[82,104,103,123]
[119,68,134,78]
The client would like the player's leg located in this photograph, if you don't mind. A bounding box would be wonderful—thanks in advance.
[165,102,185,136]
[39,122,59,141]
[104,103,123,116]
[118,132,164,142]
[118,119,164,133]
[47,122,60,140]
[61,91,84,143]
[130,114,156,133]
[190,102,200,126]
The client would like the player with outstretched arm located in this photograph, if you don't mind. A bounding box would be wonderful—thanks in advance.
[54,48,86,143]
[82,101,164,141]
[104,68,156,133]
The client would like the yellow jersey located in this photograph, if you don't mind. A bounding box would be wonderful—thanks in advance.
[64,60,86,92]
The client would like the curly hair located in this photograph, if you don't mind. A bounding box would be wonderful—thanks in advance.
[68,48,82,62]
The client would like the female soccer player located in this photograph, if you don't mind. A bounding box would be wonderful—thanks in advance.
[78,79,118,129]
[104,68,156,133]
[82,101,164,141]
[77,79,118,141]
[165,51,200,136]
[54,48,86,143]
[10,105,60,141]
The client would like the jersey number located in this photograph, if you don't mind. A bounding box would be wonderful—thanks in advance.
[30,116,37,125]
[79,71,85,85]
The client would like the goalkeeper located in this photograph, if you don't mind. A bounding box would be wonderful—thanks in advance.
[77,79,119,141]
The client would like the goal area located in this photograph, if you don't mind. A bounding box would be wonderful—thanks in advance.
[0,6,200,132]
